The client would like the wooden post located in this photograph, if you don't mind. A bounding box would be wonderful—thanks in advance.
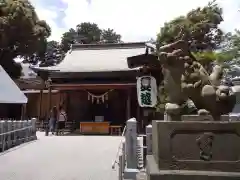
[21,104,26,120]
[48,86,52,114]
[21,105,24,120]
[137,105,142,129]
[38,89,43,120]
[58,91,61,107]
[126,89,131,119]
[46,78,52,116]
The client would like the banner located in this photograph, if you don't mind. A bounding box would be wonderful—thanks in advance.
[137,76,157,107]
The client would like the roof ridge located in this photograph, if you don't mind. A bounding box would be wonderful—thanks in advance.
[71,42,146,50]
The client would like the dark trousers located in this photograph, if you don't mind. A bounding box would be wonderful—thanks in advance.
[49,119,56,133]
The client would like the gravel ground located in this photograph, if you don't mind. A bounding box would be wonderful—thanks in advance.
[0,132,123,180]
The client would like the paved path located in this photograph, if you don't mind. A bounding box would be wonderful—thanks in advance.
[0,132,122,180]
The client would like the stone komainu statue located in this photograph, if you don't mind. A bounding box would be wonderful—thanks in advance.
[158,40,236,120]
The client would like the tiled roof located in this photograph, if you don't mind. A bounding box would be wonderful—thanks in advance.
[35,42,146,73]
[0,65,28,104]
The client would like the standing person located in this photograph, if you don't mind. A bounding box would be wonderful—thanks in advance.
[58,105,67,134]
[49,106,58,135]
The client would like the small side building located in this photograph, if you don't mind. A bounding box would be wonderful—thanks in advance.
[0,65,28,119]
[15,64,59,120]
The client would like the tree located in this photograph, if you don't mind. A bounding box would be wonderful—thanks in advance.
[23,38,48,65]
[216,30,240,77]
[157,0,223,52]
[60,22,122,53]
[60,28,77,53]
[23,40,64,67]
[76,22,102,44]
[0,0,51,78]
[101,28,121,43]
[39,40,63,67]
[221,30,240,60]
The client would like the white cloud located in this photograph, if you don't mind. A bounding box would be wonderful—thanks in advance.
[33,0,240,42]
[35,9,63,41]
[30,0,65,41]
[219,0,240,32]
[62,0,213,41]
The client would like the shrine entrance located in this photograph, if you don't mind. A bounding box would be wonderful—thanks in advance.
[65,88,133,134]
[83,89,127,125]
[85,89,112,123]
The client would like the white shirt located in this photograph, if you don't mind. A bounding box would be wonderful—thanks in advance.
[59,111,67,122]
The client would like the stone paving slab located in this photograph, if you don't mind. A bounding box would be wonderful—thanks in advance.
[0,132,122,180]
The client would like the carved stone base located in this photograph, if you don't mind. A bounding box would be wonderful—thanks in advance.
[146,155,240,180]
[152,120,240,172]
[147,120,240,179]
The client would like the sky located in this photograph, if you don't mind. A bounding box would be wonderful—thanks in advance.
[29,0,240,42]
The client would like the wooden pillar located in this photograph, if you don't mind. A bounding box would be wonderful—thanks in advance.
[38,89,43,120]
[137,105,142,128]
[126,89,131,120]
[21,104,26,120]
[58,91,62,107]
[48,86,52,114]
[46,78,52,116]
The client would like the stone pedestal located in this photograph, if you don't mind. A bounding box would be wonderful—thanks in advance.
[181,115,213,121]
[31,118,37,140]
[124,118,140,180]
[146,120,240,180]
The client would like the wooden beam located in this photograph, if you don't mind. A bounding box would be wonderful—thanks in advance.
[23,90,59,94]
[51,83,136,90]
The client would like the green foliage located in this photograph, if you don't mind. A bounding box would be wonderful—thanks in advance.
[60,28,77,53]
[193,51,231,63]
[60,22,122,53]
[0,0,50,78]
[39,40,64,67]
[157,0,223,51]
[101,28,121,43]
[221,30,240,60]
[193,51,217,61]
[76,22,102,44]
[192,30,240,67]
